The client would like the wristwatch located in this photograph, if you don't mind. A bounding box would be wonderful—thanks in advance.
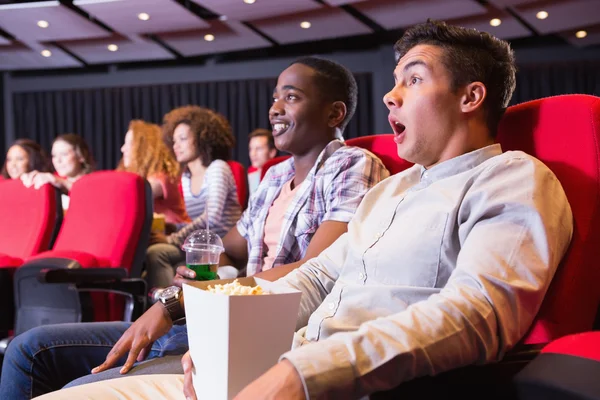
[158,286,185,322]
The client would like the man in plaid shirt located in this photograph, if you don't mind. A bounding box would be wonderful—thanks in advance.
[0,56,389,399]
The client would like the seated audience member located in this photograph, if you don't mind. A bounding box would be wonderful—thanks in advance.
[21,134,94,210]
[30,20,576,400]
[145,106,241,289]
[247,128,277,194]
[0,56,389,399]
[1,139,52,180]
[117,119,189,226]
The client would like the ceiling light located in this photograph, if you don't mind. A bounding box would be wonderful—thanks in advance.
[575,30,588,39]
[489,18,501,27]
[137,12,150,21]
[219,15,228,21]
[536,11,548,20]
[300,21,311,29]
[107,44,118,51]
[41,49,52,57]
[37,20,49,28]
[204,34,215,41]
[243,0,256,4]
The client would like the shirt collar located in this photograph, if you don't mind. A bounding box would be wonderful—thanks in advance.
[276,139,345,178]
[419,144,502,182]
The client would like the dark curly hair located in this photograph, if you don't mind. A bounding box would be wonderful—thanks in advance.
[394,20,516,137]
[2,138,53,179]
[162,106,235,167]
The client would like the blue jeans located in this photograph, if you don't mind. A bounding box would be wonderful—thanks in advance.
[0,322,188,399]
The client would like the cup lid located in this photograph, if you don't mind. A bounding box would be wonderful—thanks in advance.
[181,229,224,253]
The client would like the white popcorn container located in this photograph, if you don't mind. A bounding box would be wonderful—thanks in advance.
[182,277,302,400]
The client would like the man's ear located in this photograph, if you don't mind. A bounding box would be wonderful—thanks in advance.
[328,101,347,128]
[460,82,486,114]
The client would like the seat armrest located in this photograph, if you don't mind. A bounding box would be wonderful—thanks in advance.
[38,267,128,284]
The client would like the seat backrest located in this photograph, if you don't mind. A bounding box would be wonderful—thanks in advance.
[52,171,152,276]
[345,135,414,175]
[496,94,600,344]
[0,179,61,258]
[226,160,249,210]
[260,155,291,181]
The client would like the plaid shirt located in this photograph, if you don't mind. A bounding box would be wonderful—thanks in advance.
[237,139,389,276]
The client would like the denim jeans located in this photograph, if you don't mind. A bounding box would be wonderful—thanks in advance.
[0,322,188,399]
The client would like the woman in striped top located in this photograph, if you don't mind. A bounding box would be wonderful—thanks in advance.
[145,106,241,290]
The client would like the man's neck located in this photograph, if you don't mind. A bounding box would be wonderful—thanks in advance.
[425,125,495,170]
[187,157,207,176]
[291,138,334,190]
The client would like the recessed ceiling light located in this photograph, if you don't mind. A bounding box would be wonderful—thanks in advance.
[575,30,588,39]
[536,11,548,20]
[243,0,256,4]
[138,12,150,21]
[107,44,118,51]
[300,21,311,29]
[37,20,49,28]
[41,49,52,57]
[489,18,501,27]
[219,15,228,21]
[204,34,215,41]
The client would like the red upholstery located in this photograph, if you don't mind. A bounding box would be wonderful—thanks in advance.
[346,135,414,175]
[226,160,248,209]
[260,155,291,180]
[495,95,600,345]
[0,179,59,261]
[541,331,600,362]
[24,171,149,321]
[0,255,24,268]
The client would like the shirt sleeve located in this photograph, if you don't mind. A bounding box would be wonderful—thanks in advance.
[281,157,574,399]
[168,162,236,247]
[322,150,390,223]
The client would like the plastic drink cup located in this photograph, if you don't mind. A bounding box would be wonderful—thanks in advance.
[182,230,224,281]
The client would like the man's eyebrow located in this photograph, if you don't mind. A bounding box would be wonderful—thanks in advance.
[273,85,305,95]
[403,60,430,73]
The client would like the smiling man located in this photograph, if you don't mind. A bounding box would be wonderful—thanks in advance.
[0,57,389,400]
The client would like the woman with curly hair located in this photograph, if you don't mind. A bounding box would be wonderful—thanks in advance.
[21,134,95,209]
[118,120,190,225]
[145,105,242,289]
[1,138,52,180]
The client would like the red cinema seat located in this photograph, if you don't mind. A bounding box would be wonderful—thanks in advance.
[346,134,414,175]
[226,160,249,210]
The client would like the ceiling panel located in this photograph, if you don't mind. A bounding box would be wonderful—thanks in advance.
[456,14,532,40]
[323,0,369,5]
[0,36,10,45]
[0,1,110,42]
[0,43,82,70]
[192,0,322,21]
[561,26,600,48]
[159,20,272,57]
[252,7,372,45]
[487,0,542,6]
[353,0,487,30]
[514,0,600,35]
[61,34,175,64]
[74,0,209,35]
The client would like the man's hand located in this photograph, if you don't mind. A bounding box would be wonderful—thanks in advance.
[182,351,197,400]
[173,265,197,287]
[234,360,305,400]
[91,302,173,375]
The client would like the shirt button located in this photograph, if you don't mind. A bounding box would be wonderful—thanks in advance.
[375,232,382,239]
[328,302,335,310]
[358,272,365,280]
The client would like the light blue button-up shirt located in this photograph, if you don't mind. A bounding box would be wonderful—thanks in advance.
[280,144,574,399]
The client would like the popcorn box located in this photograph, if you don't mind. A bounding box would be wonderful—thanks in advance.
[182,277,302,400]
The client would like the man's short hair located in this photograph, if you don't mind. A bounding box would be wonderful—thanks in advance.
[394,20,516,137]
[291,56,358,133]
[248,128,275,150]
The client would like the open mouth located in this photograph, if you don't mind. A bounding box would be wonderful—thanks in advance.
[390,118,406,143]
[272,122,290,137]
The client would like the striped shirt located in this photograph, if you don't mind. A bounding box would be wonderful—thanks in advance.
[237,139,390,277]
[168,159,242,247]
